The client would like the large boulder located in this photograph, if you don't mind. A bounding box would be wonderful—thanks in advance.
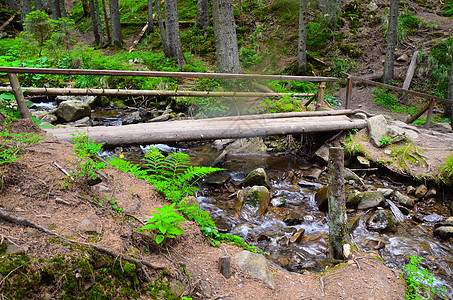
[367,115,388,147]
[56,100,91,122]
[243,168,271,189]
[394,191,415,208]
[235,186,271,216]
[367,210,397,232]
[357,191,385,210]
[235,251,275,289]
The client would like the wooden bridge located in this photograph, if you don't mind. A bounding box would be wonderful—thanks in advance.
[45,110,366,147]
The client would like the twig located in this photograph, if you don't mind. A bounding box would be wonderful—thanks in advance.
[72,193,103,208]
[0,261,29,287]
[348,168,379,172]
[353,258,361,271]
[319,276,325,296]
[345,168,365,186]
[125,213,145,225]
[53,161,72,178]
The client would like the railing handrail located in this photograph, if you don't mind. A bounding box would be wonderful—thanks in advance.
[0,67,339,82]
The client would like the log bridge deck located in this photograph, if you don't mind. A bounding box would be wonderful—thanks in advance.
[46,109,366,147]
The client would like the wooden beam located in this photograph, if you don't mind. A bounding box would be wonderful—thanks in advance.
[0,13,15,31]
[7,74,30,119]
[316,82,326,111]
[345,76,352,109]
[0,67,339,82]
[424,100,435,129]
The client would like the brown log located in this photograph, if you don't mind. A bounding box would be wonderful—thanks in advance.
[402,51,418,91]
[129,22,149,52]
[345,76,352,109]
[7,73,31,119]
[316,82,326,111]
[218,254,231,278]
[0,86,314,98]
[424,99,435,129]
[46,115,367,146]
[0,13,15,31]
[0,67,339,82]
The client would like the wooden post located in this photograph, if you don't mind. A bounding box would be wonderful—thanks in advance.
[218,254,231,278]
[7,73,31,119]
[316,82,326,111]
[424,99,435,129]
[328,147,347,261]
[345,76,352,109]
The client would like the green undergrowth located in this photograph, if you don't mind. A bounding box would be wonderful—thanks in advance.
[0,248,177,299]
[108,148,266,253]
[372,88,418,115]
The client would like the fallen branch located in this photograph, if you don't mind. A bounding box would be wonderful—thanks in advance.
[0,13,16,31]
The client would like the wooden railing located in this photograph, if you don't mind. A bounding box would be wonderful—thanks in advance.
[0,67,339,118]
[345,75,453,129]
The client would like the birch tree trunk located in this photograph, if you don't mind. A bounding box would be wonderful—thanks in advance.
[110,0,122,45]
[89,0,101,45]
[297,0,308,75]
[164,0,186,69]
[211,0,241,73]
[147,0,154,34]
[383,0,398,84]
[196,0,209,31]
[155,0,170,57]
[51,0,61,19]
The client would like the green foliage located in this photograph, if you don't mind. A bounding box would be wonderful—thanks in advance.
[261,95,307,113]
[403,256,446,299]
[439,154,453,185]
[69,132,106,180]
[440,0,453,16]
[307,22,334,51]
[140,203,185,244]
[380,136,391,146]
[372,88,418,115]
[102,194,123,214]
[0,120,43,166]
[333,58,359,77]
[0,92,41,125]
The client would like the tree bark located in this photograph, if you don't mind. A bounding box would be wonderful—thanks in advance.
[51,0,61,19]
[147,0,154,33]
[94,0,104,44]
[35,0,43,11]
[196,0,209,31]
[155,0,170,57]
[383,0,398,84]
[211,0,241,73]
[81,0,90,17]
[102,0,111,41]
[110,0,122,45]
[297,0,308,75]
[8,0,16,11]
[7,74,31,119]
[89,0,101,45]
[20,0,31,24]
[59,0,67,17]
[164,0,186,69]
[446,59,453,124]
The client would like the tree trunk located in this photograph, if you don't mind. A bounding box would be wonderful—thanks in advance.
[147,0,154,33]
[297,0,308,75]
[81,0,90,17]
[89,0,101,45]
[164,0,186,69]
[110,0,122,45]
[102,0,111,41]
[196,0,209,31]
[35,0,43,11]
[94,0,104,44]
[51,0,61,19]
[8,0,16,11]
[383,0,398,84]
[155,0,170,57]
[59,0,67,17]
[211,0,241,73]
[20,0,31,24]
[446,59,453,124]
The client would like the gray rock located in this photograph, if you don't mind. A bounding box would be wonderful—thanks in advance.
[313,145,329,164]
[56,100,91,122]
[298,180,323,190]
[407,186,416,195]
[78,218,99,233]
[357,156,370,167]
[170,280,185,298]
[235,251,275,289]
[72,116,91,127]
[357,191,385,210]
[423,214,443,223]
[5,243,28,255]
[377,188,394,198]
[367,210,397,232]
[366,0,378,11]
[434,217,453,228]
[243,168,271,189]
[397,53,409,62]
[226,137,267,154]
[425,188,437,198]
[314,186,328,211]
[270,196,286,207]
[394,191,415,208]
[304,168,323,180]
[415,185,428,199]
[212,150,229,167]
[33,111,58,124]
[203,172,231,187]
[246,186,271,216]
[344,169,359,181]
[434,226,453,239]
[122,111,142,125]
[367,115,388,147]
[212,139,234,150]
[347,191,362,208]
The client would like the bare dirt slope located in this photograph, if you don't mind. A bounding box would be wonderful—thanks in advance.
[0,119,406,299]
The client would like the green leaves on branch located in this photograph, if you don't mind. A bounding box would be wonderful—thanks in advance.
[70,132,106,181]
[140,203,185,244]
[403,256,446,299]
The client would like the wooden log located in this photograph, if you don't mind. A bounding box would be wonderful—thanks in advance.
[407,100,432,124]
[402,51,418,91]
[328,147,347,261]
[0,67,339,82]
[0,13,15,31]
[7,73,30,119]
[345,76,352,109]
[0,86,314,99]
[424,99,435,129]
[316,82,326,111]
[129,22,149,52]
[46,115,367,146]
[218,254,231,278]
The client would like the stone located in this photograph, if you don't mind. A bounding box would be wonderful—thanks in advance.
[212,150,229,167]
[425,188,437,198]
[247,186,271,216]
[33,111,58,124]
[235,187,250,212]
[5,243,27,255]
[304,168,323,180]
[344,169,359,181]
[203,172,231,187]
[406,186,416,195]
[297,180,323,190]
[415,185,428,199]
[212,139,234,150]
[367,115,388,147]
[267,207,306,225]
[434,217,453,228]
[226,137,267,154]
[357,156,370,167]
[243,168,271,189]
[394,191,415,208]
[289,228,305,244]
[270,196,286,207]
[73,116,91,127]
[313,145,329,165]
[363,236,386,250]
[183,196,199,207]
[56,100,91,122]
[357,191,385,210]
[122,111,142,125]
[347,191,362,208]
[423,214,443,223]
[170,280,185,298]
[366,0,378,11]
[314,186,328,211]
[78,218,99,233]
[433,226,453,239]
[235,251,275,289]
[367,210,396,232]
[218,254,231,278]
[396,53,409,62]
[377,188,394,198]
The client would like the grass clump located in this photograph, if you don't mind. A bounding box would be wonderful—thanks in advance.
[372,88,418,115]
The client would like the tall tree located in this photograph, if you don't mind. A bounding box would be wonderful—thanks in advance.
[102,0,111,41]
[89,0,102,45]
[164,0,186,69]
[20,0,31,24]
[297,0,308,75]
[154,0,170,56]
[59,0,67,17]
[51,0,61,19]
[8,0,17,11]
[94,0,104,44]
[147,0,154,34]
[211,0,241,73]
[446,60,453,124]
[383,0,398,84]
[196,0,209,31]
[110,0,123,45]
[35,0,43,11]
